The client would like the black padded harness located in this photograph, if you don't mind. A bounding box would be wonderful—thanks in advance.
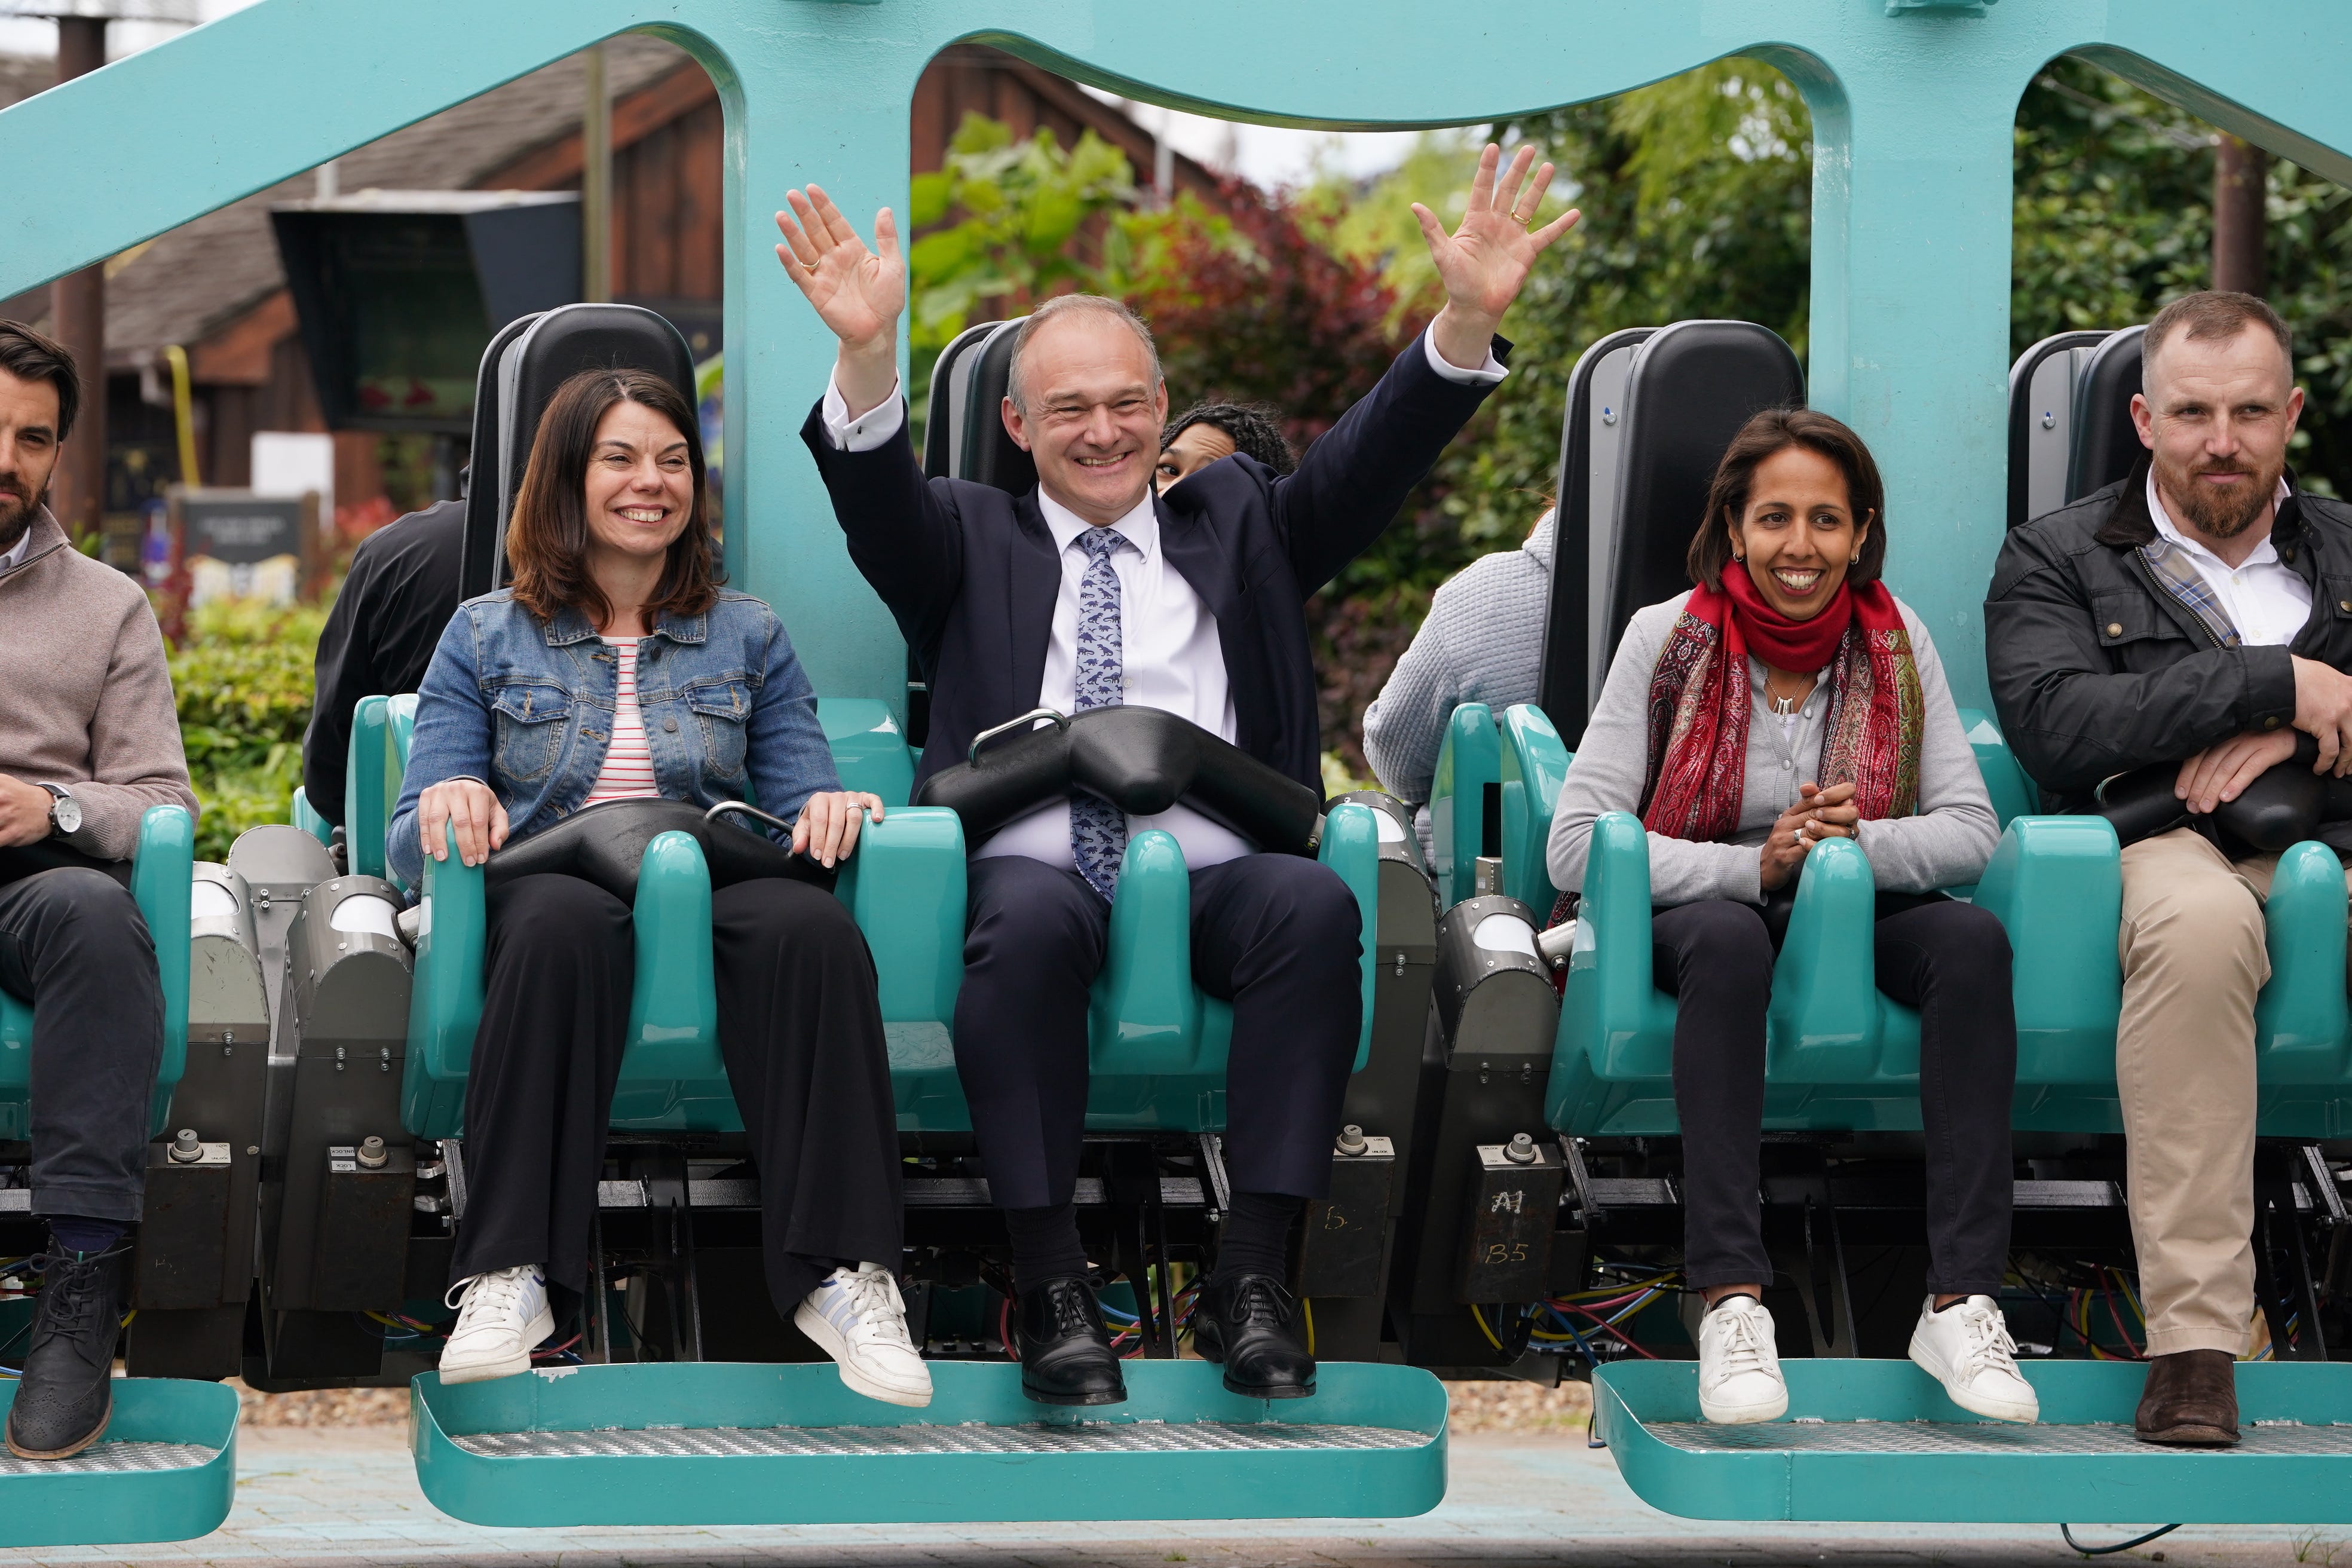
[912,706,1324,857]
[482,798,833,904]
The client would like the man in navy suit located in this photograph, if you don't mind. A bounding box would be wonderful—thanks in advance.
[783,147,1578,1405]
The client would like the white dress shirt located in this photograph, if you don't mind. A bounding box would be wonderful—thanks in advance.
[0,525,30,574]
[2146,468,2309,646]
[819,329,1507,873]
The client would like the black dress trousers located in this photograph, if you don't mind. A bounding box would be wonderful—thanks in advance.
[451,871,904,1312]
[954,851,1363,1210]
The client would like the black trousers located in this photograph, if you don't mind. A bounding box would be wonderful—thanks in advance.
[452,872,904,1312]
[0,868,163,1224]
[1653,895,2016,1295]
[957,853,1362,1210]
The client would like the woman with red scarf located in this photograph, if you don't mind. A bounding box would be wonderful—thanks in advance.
[1546,409,2034,1429]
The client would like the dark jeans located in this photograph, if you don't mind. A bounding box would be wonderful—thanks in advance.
[1653,894,2016,1295]
[957,853,1362,1209]
[0,868,163,1224]
[451,872,904,1312]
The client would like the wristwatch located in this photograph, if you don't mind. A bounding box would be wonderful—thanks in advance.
[36,783,81,838]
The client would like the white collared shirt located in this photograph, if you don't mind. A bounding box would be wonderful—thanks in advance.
[819,329,1507,873]
[2146,468,2310,647]
[0,526,30,575]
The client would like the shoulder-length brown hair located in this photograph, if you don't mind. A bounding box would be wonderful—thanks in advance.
[1685,407,1888,590]
[506,367,719,626]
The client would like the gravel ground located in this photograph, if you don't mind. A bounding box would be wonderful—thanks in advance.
[228,1376,1593,1429]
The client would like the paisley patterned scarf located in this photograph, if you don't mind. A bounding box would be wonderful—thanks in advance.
[1639,564,1924,843]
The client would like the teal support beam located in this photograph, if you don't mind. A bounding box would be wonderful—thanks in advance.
[5,2,2351,716]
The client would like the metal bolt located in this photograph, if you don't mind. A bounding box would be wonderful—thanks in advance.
[335,1045,347,1073]
[1504,1132,1539,1165]
[246,1146,259,1156]
[1335,1124,1368,1156]
[169,1128,203,1164]
[357,1135,388,1170]
[379,1045,392,1073]
[2041,411,2057,430]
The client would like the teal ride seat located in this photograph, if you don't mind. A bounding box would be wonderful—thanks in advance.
[1463,697,2352,1137]
[0,804,194,1138]
[387,694,1385,1140]
[290,785,333,847]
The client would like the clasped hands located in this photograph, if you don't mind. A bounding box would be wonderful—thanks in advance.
[415,781,885,871]
[2172,654,2352,817]
[1759,780,1858,892]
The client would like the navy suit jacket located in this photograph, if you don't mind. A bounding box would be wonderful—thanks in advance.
[801,333,1507,802]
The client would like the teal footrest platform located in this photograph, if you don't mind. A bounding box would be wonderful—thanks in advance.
[0,1377,238,1546]
[1597,1359,2352,1523]
[412,1359,1447,1526]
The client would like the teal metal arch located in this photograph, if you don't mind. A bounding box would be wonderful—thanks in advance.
[6,1,2352,711]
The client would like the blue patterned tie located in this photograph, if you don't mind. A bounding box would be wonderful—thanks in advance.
[1070,526,1128,900]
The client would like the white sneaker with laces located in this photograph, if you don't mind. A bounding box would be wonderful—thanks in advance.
[796,1263,933,1408]
[438,1264,554,1385]
[1696,1294,1788,1425]
[1909,1295,2039,1423]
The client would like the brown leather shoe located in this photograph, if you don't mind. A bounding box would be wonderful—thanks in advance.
[2134,1349,2240,1446]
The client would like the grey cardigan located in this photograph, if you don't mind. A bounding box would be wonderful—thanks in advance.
[1545,590,1997,906]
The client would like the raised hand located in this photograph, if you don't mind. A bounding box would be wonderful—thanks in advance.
[1414,143,1580,370]
[776,186,904,416]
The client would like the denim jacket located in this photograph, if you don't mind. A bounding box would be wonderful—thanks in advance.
[386,590,840,887]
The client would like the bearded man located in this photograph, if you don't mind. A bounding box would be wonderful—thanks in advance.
[1988,291,2352,1448]
[0,321,198,1460]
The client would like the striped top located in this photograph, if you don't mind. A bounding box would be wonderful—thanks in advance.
[584,637,660,805]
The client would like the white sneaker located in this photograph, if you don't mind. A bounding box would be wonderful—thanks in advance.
[1909,1295,2038,1423]
[1696,1295,1788,1424]
[438,1264,554,1385]
[796,1263,933,1408]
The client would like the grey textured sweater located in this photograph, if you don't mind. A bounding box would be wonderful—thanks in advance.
[1545,590,1996,906]
[0,512,197,860]
[1364,509,1554,804]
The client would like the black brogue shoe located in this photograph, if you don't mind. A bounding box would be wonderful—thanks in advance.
[1193,1273,1315,1399]
[1014,1275,1127,1407]
[5,1244,129,1460]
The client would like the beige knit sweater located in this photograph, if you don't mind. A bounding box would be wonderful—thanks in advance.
[0,511,197,860]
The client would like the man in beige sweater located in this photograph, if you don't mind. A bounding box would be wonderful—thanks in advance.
[0,322,198,1460]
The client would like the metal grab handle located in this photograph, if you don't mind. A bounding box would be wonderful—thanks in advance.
[705,801,796,835]
[967,706,1069,765]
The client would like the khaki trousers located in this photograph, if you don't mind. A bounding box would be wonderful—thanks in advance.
[2117,826,2352,1355]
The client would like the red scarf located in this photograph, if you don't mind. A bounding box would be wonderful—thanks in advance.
[1639,564,1924,843]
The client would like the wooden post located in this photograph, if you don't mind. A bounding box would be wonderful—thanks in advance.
[581,41,611,302]
[2213,134,2269,297]
[48,14,107,541]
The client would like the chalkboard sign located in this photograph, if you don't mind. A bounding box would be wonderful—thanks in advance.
[180,494,305,565]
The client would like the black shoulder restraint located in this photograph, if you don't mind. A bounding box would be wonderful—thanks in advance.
[482,798,834,904]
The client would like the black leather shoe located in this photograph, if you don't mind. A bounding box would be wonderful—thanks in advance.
[6,1244,128,1460]
[1193,1273,1315,1399]
[1014,1276,1127,1406]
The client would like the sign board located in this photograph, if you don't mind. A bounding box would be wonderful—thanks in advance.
[170,487,319,605]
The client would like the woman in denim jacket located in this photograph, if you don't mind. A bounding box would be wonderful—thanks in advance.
[387,368,927,1408]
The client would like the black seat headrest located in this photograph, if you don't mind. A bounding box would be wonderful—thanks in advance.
[923,319,1004,479]
[1569,321,1803,742]
[1539,325,1656,731]
[2005,329,2111,530]
[957,318,1038,495]
[2067,324,2146,508]
[914,706,1322,857]
[483,798,832,905]
[458,303,700,601]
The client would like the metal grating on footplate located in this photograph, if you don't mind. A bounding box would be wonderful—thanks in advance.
[453,1421,1426,1460]
[1648,1420,2352,1456]
[0,1441,217,1476]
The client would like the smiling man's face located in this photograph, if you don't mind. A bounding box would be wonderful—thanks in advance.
[2135,323,2303,544]
[1002,312,1168,527]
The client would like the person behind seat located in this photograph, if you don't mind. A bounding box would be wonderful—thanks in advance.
[387,368,930,1408]
[782,144,1576,1406]
[1986,291,2352,1447]
[304,489,463,832]
[1549,409,2035,1428]
[1154,401,1296,493]
[0,321,201,1459]
[1362,503,1555,850]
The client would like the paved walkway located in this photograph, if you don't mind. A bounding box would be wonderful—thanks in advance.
[0,1426,2327,1568]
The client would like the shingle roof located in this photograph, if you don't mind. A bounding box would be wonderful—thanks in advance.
[0,36,691,362]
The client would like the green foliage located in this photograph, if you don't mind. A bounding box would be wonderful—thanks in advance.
[906,114,1138,431]
[168,598,324,862]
